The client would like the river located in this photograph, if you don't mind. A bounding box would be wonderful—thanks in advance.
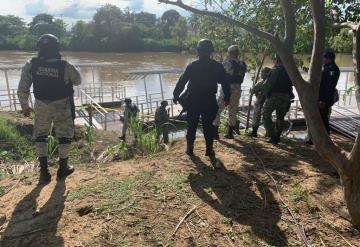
[0,51,355,100]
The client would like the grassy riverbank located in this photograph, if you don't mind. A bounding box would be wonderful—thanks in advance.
[0,112,359,246]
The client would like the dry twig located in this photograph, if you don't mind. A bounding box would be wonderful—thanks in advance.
[172,204,201,237]
[249,144,312,247]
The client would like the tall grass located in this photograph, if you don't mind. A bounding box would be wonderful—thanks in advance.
[0,116,36,162]
[0,117,19,143]
[129,116,159,157]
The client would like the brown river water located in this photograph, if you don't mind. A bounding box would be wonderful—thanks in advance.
[0,51,355,99]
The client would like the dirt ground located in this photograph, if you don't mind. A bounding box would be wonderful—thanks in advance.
[0,133,359,247]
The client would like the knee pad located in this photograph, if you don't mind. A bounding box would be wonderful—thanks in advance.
[35,135,48,143]
[58,137,72,144]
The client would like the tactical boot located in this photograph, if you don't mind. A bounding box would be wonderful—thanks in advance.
[186,143,194,156]
[267,136,279,145]
[234,120,241,135]
[214,126,220,140]
[224,126,234,139]
[205,147,215,158]
[248,128,258,137]
[39,157,51,184]
[57,158,75,179]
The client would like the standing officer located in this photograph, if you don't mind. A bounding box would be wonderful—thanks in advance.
[173,39,230,157]
[120,98,139,141]
[250,67,272,137]
[306,51,340,144]
[262,56,293,144]
[213,45,247,139]
[155,100,170,144]
[17,34,81,184]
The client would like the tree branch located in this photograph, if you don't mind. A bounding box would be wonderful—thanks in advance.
[333,22,358,31]
[279,0,296,52]
[158,0,276,43]
[308,0,326,89]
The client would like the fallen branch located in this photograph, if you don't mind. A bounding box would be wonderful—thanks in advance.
[172,204,201,237]
[249,144,312,247]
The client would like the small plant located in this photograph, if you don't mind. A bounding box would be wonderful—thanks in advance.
[219,110,229,134]
[86,125,95,148]
[129,116,160,157]
[118,141,130,160]
[47,134,58,158]
[290,184,309,203]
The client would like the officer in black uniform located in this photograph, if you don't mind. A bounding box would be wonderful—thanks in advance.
[173,39,230,157]
[306,51,340,144]
[18,34,81,183]
[319,51,340,133]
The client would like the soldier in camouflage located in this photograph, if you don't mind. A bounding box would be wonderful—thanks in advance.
[120,98,140,141]
[17,34,81,184]
[262,56,293,144]
[249,67,272,137]
[155,100,170,144]
[213,45,247,139]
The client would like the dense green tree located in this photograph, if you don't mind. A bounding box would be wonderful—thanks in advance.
[170,17,188,48]
[29,13,66,37]
[134,12,156,26]
[93,4,125,39]
[0,15,26,37]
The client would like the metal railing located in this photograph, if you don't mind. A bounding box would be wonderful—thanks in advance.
[79,90,109,130]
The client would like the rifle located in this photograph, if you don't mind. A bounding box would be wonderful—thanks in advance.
[68,83,76,121]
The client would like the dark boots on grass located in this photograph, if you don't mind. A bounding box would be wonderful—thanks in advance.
[57,158,75,179]
[39,157,51,184]
[38,157,74,184]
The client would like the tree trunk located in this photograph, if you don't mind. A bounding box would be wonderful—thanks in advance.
[343,171,360,228]
[353,26,360,112]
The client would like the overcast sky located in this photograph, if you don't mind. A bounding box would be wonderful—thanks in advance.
[0,0,189,25]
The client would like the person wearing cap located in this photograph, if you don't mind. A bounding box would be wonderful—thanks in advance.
[155,100,170,144]
[249,67,272,137]
[17,34,81,184]
[120,98,140,141]
[213,45,247,139]
[173,39,230,157]
[306,51,340,144]
[262,56,294,144]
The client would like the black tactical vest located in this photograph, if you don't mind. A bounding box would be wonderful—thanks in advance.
[271,65,293,95]
[230,60,245,84]
[31,58,71,101]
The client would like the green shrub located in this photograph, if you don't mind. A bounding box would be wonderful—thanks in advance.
[0,116,36,163]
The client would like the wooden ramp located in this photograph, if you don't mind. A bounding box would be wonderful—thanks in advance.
[330,105,360,139]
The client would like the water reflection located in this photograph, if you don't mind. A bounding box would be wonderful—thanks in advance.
[0,51,355,98]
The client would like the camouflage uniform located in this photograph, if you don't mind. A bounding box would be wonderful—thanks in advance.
[122,103,139,137]
[251,79,267,131]
[262,94,291,138]
[262,64,293,141]
[17,59,81,159]
[155,105,170,144]
[214,59,247,127]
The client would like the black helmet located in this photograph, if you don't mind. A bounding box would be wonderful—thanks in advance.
[124,98,132,104]
[37,34,61,58]
[161,100,168,107]
[324,50,335,60]
[37,34,60,51]
[196,39,214,55]
[261,67,272,78]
